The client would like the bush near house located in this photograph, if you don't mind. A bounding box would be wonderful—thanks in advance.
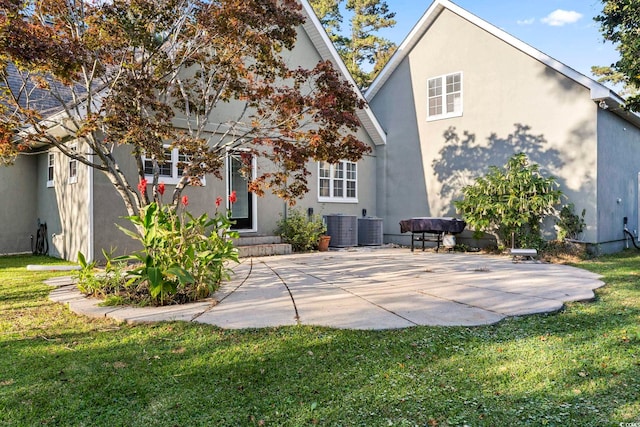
[556,203,587,241]
[276,208,327,252]
[76,193,239,306]
[455,153,562,250]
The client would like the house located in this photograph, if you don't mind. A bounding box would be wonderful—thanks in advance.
[366,0,640,254]
[2,0,640,260]
[0,0,385,261]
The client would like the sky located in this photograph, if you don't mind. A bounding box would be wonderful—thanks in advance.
[375,0,619,87]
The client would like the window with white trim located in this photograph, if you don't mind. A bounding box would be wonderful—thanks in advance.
[427,72,462,120]
[47,152,55,187]
[318,161,357,202]
[142,146,205,185]
[68,144,78,184]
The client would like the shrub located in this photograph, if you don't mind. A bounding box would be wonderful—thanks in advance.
[76,194,239,306]
[454,153,562,249]
[276,208,326,252]
[556,203,586,241]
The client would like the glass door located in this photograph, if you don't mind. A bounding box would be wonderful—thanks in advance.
[228,153,254,230]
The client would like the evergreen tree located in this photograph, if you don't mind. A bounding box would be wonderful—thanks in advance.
[310,0,396,88]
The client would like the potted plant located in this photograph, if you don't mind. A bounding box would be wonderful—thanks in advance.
[318,234,331,251]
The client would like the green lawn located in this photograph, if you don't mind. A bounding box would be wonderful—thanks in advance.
[1,253,639,426]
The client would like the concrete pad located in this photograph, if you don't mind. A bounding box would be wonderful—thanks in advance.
[109,302,212,323]
[43,276,77,287]
[48,248,606,330]
[421,285,565,316]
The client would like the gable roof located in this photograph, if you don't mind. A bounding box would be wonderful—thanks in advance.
[299,0,386,146]
[365,0,640,128]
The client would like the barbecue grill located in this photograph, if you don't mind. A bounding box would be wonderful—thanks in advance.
[399,217,466,251]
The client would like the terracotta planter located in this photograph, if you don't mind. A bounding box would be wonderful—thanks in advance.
[318,235,331,252]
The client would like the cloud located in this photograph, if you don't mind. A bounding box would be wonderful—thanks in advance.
[517,17,535,25]
[541,9,583,26]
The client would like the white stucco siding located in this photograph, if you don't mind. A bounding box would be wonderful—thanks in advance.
[596,109,640,252]
[37,142,91,261]
[372,8,599,244]
[0,156,38,255]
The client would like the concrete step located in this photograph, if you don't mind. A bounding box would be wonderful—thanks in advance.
[237,243,292,258]
[233,235,291,257]
[234,235,283,246]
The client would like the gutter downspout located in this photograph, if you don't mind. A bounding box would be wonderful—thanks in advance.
[88,152,94,261]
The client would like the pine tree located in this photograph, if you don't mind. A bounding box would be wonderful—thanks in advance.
[310,0,396,88]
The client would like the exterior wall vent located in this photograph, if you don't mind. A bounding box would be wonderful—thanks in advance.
[324,214,357,247]
[358,217,383,246]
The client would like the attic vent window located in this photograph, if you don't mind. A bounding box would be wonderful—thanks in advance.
[427,72,463,120]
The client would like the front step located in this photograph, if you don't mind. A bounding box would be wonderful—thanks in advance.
[234,235,292,258]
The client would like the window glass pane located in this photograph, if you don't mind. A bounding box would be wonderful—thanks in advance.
[346,162,357,180]
[429,97,442,116]
[319,162,331,178]
[177,152,188,176]
[144,149,173,177]
[48,154,54,181]
[143,159,154,175]
[428,78,442,97]
[347,181,356,198]
[333,179,343,197]
[446,93,462,114]
[446,74,461,93]
[319,178,330,197]
[69,146,77,179]
[334,162,343,179]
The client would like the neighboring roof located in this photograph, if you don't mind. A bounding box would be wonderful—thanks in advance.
[299,0,387,146]
[365,0,640,128]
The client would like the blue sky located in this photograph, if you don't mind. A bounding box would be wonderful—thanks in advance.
[376,0,619,85]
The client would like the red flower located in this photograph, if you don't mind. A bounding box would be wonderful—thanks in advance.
[181,195,189,207]
[229,190,237,204]
[215,196,223,207]
[137,178,147,194]
[157,182,165,196]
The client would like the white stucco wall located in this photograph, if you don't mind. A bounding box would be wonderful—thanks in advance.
[0,156,38,255]
[370,8,599,247]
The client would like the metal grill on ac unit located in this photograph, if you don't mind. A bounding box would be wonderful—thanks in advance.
[324,214,357,247]
[358,217,383,246]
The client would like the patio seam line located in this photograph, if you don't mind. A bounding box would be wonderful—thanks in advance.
[416,285,566,316]
[415,288,509,317]
[260,260,302,325]
[190,258,254,322]
[283,266,420,327]
[424,280,598,303]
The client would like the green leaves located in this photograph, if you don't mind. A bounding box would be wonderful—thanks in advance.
[89,201,238,305]
[276,209,327,252]
[455,153,562,248]
[595,0,640,110]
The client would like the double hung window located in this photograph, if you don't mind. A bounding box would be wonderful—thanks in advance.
[318,161,357,203]
[143,147,204,185]
[427,72,463,120]
[47,152,55,187]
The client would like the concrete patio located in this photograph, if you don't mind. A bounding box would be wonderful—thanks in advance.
[47,248,605,330]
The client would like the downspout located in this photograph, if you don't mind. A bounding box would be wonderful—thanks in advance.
[88,152,94,261]
[623,217,640,249]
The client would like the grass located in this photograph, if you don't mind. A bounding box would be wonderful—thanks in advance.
[1,253,639,426]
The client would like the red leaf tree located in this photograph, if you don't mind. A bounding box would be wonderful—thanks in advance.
[0,0,370,216]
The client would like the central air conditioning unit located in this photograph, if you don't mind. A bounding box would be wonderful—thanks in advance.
[358,217,383,246]
[324,214,357,247]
